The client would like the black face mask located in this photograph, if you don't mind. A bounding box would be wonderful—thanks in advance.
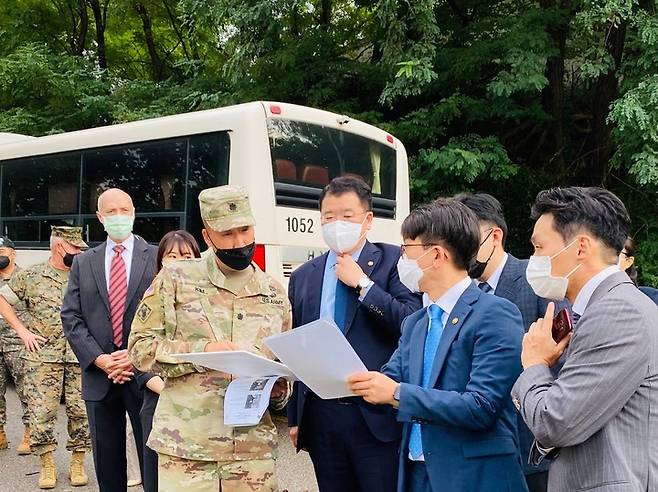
[468,229,495,279]
[0,256,10,270]
[63,252,77,268]
[212,241,255,271]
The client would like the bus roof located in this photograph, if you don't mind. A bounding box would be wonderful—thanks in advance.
[0,101,397,160]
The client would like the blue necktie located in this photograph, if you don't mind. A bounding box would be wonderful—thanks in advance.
[334,279,350,332]
[478,282,493,294]
[408,304,444,459]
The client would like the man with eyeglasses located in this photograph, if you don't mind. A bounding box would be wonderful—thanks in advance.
[454,192,564,492]
[347,199,527,492]
[287,176,422,492]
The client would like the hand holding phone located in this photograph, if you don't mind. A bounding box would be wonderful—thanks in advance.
[551,308,573,343]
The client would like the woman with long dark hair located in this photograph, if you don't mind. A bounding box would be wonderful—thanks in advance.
[620,237,658,305]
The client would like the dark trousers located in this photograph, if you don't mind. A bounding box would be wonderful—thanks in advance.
[85,380,144,492]
[525,471,548,492]
[407,460,431,492]
[304,397,399,492]
[140,389,159,492]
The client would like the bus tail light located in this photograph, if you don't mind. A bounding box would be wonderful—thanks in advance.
[253,243,266,271]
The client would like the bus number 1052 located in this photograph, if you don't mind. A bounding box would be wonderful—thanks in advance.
[286,217,314,234]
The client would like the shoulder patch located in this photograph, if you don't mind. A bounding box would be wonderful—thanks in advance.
[136,302,153,323]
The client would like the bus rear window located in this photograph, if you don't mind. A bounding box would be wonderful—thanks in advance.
[268,119,397,218]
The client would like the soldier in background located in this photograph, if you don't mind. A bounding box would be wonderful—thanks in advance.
[129,185,291,492]
[0,226,91,489]
[0,236,31,455]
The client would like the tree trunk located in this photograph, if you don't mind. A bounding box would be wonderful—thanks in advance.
[320,0,331,29]
[587,21,627,186]
[134,2,165,80]
[75,0,88,56]
[87,0,109,69]
[539,0,571,175]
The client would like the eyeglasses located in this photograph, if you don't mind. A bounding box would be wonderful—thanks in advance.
[400,243,438,255]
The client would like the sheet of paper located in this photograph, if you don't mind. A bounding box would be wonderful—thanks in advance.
[224,376,278,427]
[264,319,367,399]
[172,350,296,379]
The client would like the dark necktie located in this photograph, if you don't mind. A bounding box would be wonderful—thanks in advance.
[334,279,350,332]
[572,311,581,326]
[478,282,493,294]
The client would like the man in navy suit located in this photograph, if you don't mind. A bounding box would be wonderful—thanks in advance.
[455,193,556,492]
[348,199,527,492]
[287,177,422,492]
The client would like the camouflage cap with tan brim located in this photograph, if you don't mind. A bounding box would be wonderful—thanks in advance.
[51,226,88,248]
[199,185,256,232]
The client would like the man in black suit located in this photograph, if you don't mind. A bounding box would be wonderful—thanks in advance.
[62,188,158,492]
[455,192,555,492]
[287,177,422,492]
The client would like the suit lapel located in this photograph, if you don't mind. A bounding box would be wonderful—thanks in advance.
[410,313,429,385]
[493,255,522,300]
[344,241,381,335]
[428,284,478,387]
[91,243,110,313]
[126,237,148,304]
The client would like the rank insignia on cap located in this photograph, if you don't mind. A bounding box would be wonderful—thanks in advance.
[451,317,459,325]
[229,202,237,211]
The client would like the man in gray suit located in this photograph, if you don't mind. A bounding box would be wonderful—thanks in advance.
[62,188,158,492]
[455,192,559,492]
[512,186,658,492]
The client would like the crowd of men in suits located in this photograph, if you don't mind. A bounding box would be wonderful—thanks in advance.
[0,175,656,492]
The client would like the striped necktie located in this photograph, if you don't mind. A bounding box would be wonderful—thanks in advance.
[478,282,493,294]
[109,244,127,347]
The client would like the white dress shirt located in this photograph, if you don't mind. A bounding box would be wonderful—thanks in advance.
[105,234,135,291]
[572,265,619,317]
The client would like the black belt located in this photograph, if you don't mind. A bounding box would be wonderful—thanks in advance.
[308,393,360,405]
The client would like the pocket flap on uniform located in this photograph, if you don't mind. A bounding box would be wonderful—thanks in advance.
[462,438,517,458]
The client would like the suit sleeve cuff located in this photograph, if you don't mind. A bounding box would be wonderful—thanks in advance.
[512,363,554,413]
[394,382,417,423]
[358,281,375,302]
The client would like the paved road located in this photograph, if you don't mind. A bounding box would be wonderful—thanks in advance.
[1,386,318,491]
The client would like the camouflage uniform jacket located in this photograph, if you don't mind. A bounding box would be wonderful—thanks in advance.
[0,267,28,352]
[0,261,77,363]
[128,250,292,462]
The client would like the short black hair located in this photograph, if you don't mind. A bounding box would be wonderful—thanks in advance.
[319,176,372,211]
[453,192,508,245]
[401,198,480,271]
[531,187,630,255]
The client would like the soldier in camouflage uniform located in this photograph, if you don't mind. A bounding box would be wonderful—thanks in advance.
[0,226,91,489]
[0,236,31,454]
[129,185,292,492]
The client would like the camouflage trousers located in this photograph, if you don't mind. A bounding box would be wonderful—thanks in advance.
[158,453,277,492]
[23,360,91,455]
[0,348,29,426]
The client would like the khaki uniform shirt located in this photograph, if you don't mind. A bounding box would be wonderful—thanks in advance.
[0,261,77,363]
[129,250,292,462]
[0,267,28,352]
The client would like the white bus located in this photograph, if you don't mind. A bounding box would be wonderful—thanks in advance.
[0,101,410,286]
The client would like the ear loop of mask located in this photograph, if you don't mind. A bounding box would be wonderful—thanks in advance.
[550,237,582,278]
[480,229,496,263]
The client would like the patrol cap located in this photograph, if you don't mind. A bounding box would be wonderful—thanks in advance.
[51,226,88,248]
[199,185,256,232]
[0,237,15,249]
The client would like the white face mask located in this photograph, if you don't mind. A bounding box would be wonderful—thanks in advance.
[526,239,581,301]
[397,249,434,293]
[321,217,367,253]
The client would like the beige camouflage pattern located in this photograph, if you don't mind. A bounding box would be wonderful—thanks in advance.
[128,249,292,462]
[199,185,256,232]
[159,454,277,492]
[0,267,29,425]
[23,360,90,455]
[50,225,88,248]
[0,261,78,363]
